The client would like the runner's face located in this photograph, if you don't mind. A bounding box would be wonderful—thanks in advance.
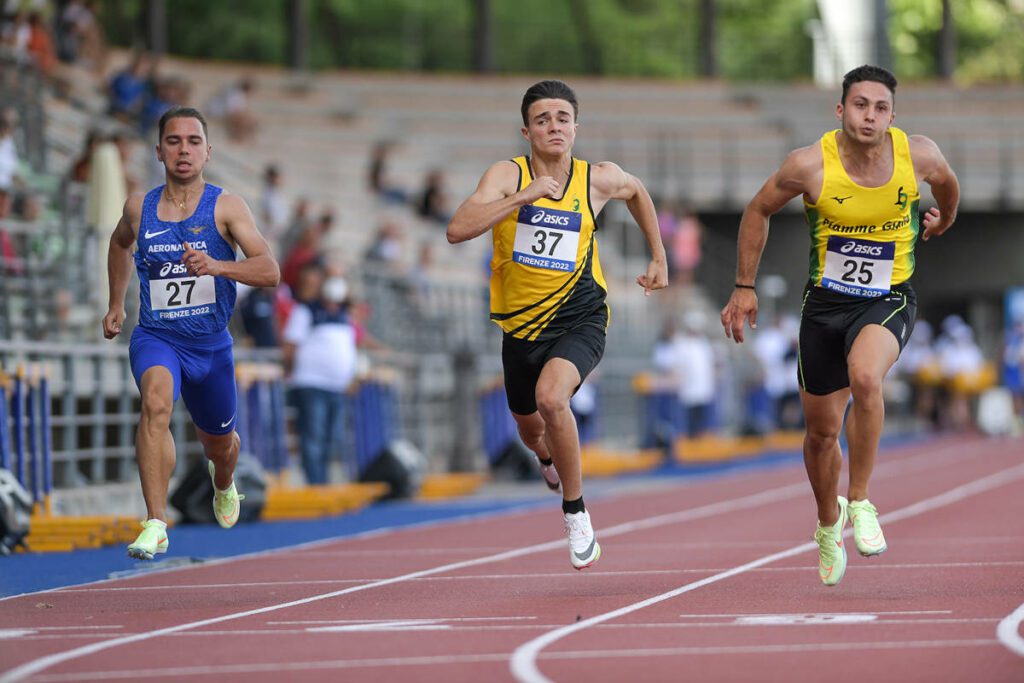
[837,81,894,146]
[156,117,211,181]
[522,99,577,156]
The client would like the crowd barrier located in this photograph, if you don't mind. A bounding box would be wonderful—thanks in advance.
[0,365,53,514]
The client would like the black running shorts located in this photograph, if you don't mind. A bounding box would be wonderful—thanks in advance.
[798,281,917,396]
[501,306,607,415]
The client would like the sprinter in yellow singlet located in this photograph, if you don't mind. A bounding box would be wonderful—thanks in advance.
[448,80,668,570]
[720,65,960,586]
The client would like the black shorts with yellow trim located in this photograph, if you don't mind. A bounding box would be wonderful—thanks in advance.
[501,306,607,415]
[798,280,917,396]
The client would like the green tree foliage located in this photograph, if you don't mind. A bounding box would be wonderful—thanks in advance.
[100,0,1022,83]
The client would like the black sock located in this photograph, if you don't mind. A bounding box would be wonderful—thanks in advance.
[538,456,553,467]
[562,496,585,515]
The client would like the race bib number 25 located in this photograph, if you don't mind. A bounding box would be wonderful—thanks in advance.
[512,205,582,272]
[148,261,216,313]
[821,236,895,298]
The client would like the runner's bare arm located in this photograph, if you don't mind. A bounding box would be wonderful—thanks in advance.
[721,147,817,343]
[188,193,280,287]
[591,161,667,294]
[103,194,143,339]
[447,161,557,244]
[911,135,960,241]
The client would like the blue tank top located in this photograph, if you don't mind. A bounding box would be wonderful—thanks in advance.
[134,183,237,337]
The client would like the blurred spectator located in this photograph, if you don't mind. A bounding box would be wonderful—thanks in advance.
[571,378,599,443]
[138,74,190,135]
[653,310,717,438]
[108,51,151,124]
[0,110,20,220]
[669,205,703,287]
[57,0,104,71]
[206,77,258,143]
[276,196,311,259]
[237,285,279,348]
[417,168,451,224]
[25,11,57,77]
[69,128,102,183]
[1,11,31,59]
[751,313,801,430]
[406,241,435,302]
[367,141,406,205]
[1004,319,1024,420]
[363,217,404,266]
[894,319,941,429]
[283,272,359,485]
[937,315,985,431]
[259,164,288,247]
[281,210,333,292]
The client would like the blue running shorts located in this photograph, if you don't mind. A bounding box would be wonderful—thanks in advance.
[129,326,237,435]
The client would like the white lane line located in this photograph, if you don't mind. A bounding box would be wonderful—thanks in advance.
[0,438,997,682]
[997,602,1024,656]
[510,462,1024,683]
[54,560,1024,593]
[20,639,1001,682]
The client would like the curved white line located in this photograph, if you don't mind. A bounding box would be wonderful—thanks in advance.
[996,602,1024,656]
[510,462,1024,683]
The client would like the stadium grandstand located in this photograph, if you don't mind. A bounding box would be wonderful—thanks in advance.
[1,2,1023,681]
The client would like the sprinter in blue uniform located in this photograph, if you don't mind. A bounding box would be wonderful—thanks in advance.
[103,107,280,560]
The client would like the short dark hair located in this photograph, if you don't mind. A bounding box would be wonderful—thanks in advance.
[841,65,898,104]
[521,80,578,125]
[157,106,209,141]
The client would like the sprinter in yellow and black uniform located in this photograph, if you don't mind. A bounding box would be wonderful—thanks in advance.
[720,65,960,587]
[448,80,668,571]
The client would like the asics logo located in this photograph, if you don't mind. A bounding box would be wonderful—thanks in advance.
[159,262,188,277]
[144,228,171,239]
[530,209,571,227]
[840,242,884,256]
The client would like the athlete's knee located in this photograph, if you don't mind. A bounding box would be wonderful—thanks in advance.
[535,390,570,422]
[517,423,545,450]
[139,391,173,427]
[848,367,883,401]
[804,423,841,452]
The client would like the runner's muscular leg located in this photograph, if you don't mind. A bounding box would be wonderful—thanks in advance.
[137,366,176,522]
[513,411,554,462]
[845,324,900,502]
[196,427,240,490]
[535,357,583,501]
[801,388,850,526]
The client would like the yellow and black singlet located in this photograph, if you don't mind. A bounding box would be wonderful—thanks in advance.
[490,156,608,341]
[804,127,920,298]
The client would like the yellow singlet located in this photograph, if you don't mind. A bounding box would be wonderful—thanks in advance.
[804,127,920,298]
[490,156,608,341]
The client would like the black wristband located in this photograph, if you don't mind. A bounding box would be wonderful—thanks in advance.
[734,283,756,290]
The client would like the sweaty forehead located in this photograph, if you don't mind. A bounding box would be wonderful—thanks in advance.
[528,99,575,121]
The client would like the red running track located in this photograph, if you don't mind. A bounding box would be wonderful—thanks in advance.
[1,433,1023,682]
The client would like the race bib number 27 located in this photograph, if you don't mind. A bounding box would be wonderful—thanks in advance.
[148,261,216,315]
[512,205,582,272]
[821,236,895,298]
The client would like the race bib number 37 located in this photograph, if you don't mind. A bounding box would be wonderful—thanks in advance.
[821,236,895,298]
[148,261,216,316]
[513,205,582,272]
